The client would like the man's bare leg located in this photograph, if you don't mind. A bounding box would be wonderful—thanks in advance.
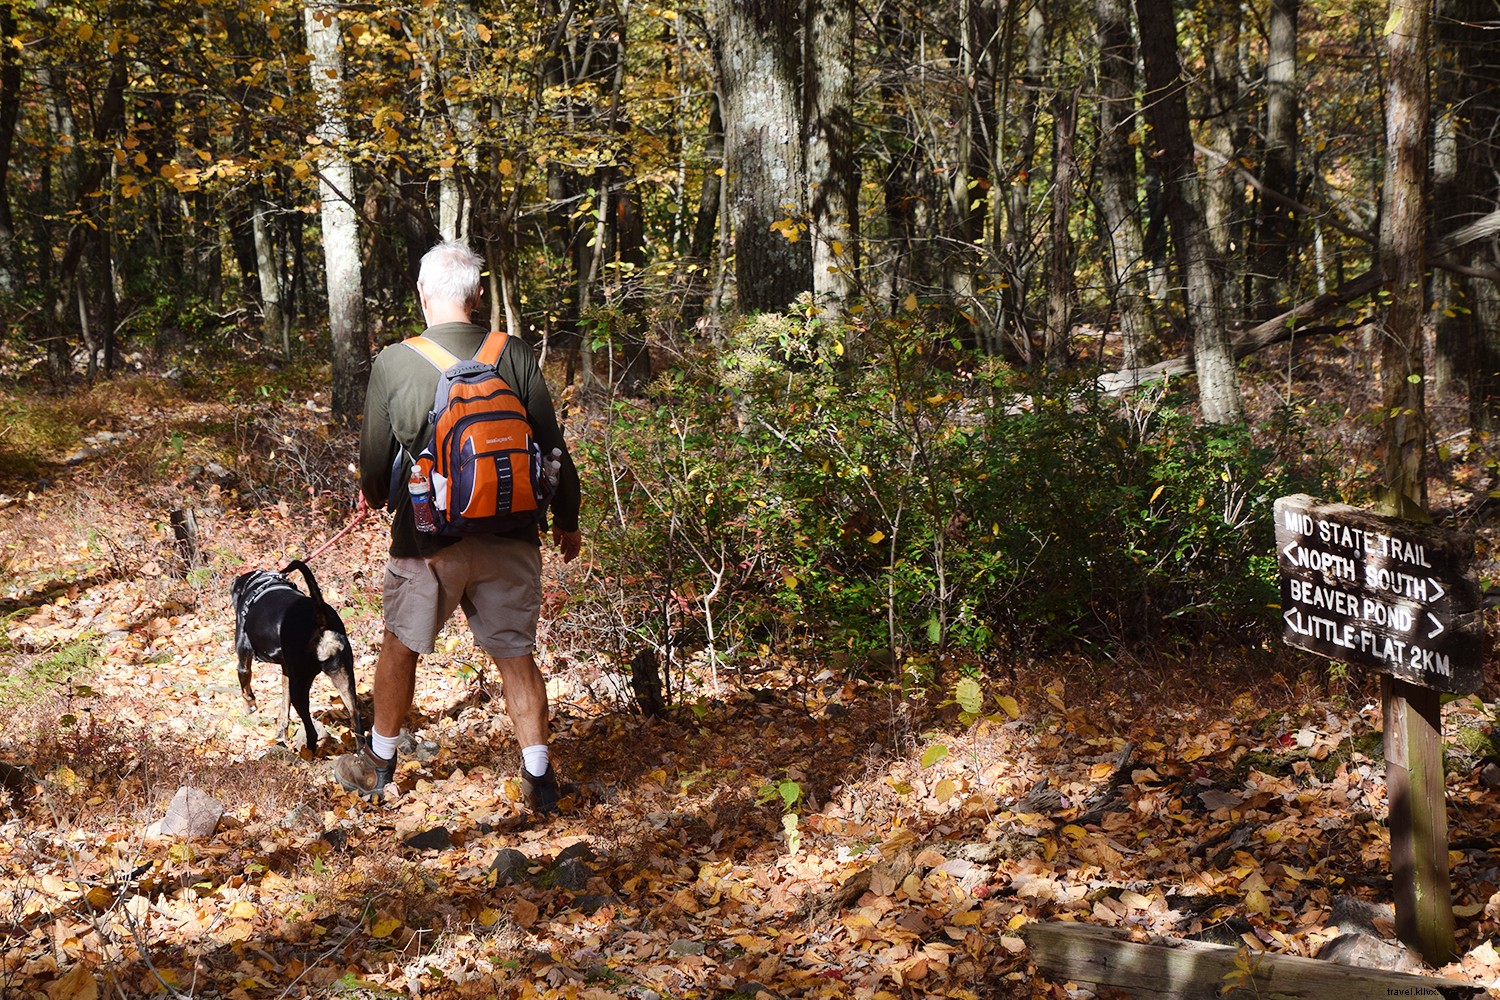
[372,628,420,742]
[490,652,548,748]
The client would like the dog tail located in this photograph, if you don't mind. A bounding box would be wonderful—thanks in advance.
[280,559,324,605]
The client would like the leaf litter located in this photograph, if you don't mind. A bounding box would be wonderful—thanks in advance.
[0,375,1498,998]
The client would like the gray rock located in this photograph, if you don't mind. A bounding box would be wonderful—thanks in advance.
[575,893,615,914]
[1327,895,1394,937]
[489,848,531,884]
[549,856,593,892]
[555,841,596,865]
[404,826,453,852]
[1317,932,1426,974]
[158,787,223,838]
[668,938,706,956]
[1478,762,1500,791]
[396,730,441,762]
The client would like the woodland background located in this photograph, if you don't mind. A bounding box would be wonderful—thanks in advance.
[3,0,1500,998]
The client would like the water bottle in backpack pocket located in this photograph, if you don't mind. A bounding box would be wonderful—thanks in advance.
[389,330,553,535]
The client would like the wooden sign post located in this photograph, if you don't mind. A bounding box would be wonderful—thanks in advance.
[1275,494,1483,966]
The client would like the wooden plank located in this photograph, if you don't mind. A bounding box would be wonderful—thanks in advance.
[1384,675,1457,965]
[1022,921,1482,1000]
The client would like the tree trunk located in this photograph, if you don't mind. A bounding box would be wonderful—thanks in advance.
[878,5,935,310]
[0,4,22,292]
[252,195,288,356]
[1253,0,1300,320]
[1093,0,1157,369]
[995,2,1044,361]
[1043,86,1078,364]
[1134,0,1244,424]
[1200,1,1245,326]
[941,0,992,346]
[303,2,368,423]
[1379,0,1430,510]
[714,0,810,313]
[690,95,725,261]
[805,0,857,316]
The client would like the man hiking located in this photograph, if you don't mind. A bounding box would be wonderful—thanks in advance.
[337,238,582,814]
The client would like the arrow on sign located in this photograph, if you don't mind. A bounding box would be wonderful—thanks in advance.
[1282,539,1299,561]
[1427,612,1444,639]
[1427,578,1445,602]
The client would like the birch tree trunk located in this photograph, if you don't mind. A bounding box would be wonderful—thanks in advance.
[805,0,857,316]
[252,196,287,356]
[1134,0,1244,424]
[714,0,809,313]
[303,2,368,423]
[1379,0,1429,508]
[1093,0,1156,369]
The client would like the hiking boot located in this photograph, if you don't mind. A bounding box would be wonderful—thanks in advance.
[520,764,559,815]
[334,745,396,801]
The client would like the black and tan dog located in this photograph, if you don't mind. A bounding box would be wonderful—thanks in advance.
[231,560,363,754]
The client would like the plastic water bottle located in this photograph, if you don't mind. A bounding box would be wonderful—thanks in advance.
[409,467,437,533]
[543,448,563,491]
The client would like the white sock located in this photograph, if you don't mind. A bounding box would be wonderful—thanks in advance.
[521,744,550,776]
[370,729,400,762]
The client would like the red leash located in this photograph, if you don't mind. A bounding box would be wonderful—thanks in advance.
[302,505,371,564]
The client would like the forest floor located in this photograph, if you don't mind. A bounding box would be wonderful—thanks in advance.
[2,342,1500,999]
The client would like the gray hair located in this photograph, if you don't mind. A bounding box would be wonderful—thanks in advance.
[418,239,484,307]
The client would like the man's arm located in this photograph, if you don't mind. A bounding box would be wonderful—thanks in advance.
[509,343,581,534]
[358,358,395,510]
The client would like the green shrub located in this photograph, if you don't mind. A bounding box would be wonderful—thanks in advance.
[574,313,1332,680]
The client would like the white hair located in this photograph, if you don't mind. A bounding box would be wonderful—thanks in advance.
[418,239,484,308]
[316,629,346,662]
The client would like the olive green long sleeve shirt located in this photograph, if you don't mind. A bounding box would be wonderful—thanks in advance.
[359,322,581,558]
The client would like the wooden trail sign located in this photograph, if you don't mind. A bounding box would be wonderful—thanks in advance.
[1274,493,1486,966]
[1274,494,1483,693]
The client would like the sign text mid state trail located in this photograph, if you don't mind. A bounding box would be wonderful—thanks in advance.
[1273,494,1483,694]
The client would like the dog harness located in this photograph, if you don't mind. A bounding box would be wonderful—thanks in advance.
[235,572,302,627]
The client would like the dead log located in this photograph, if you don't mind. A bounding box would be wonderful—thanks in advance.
[1022,921,1483,999]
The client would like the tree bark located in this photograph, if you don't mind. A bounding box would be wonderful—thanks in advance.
[1379,0,1430,511]
[1093,0,1157,370]
[805,0,857,316]
[0,4,22,292]
[1200,1,1245,326]
[1134,0,1244,424]
[252,195,288,356]
[304,2,368,423]
[714,0,810,313]
[1253,0,1300,320]
[1043,86,1078,364]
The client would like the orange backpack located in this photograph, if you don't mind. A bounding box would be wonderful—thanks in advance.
[396,330,551,535]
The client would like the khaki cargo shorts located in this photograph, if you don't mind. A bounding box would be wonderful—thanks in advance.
[383,535,543,658]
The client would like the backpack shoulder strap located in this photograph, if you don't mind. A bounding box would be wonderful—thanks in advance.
[475,329,510,366]
[405,335,462,371]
